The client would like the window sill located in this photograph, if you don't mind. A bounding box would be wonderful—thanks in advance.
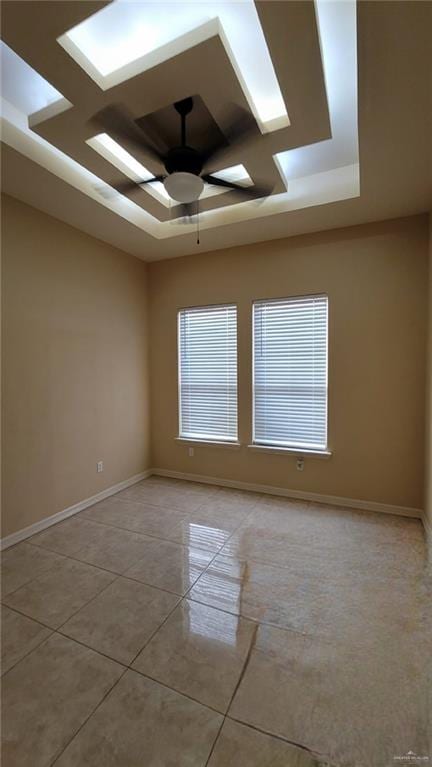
[248,444,332,458]
[176,437,241,450]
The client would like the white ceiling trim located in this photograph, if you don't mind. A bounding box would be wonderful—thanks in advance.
[276,0,358,182]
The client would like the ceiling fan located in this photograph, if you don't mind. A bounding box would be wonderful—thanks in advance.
[90,97,273,220]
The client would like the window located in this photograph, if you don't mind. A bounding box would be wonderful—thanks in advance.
[253,295,328,451]
[178,304,238,442]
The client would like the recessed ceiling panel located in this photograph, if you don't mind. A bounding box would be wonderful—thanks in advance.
[0,40,65,116]
[58,0,289,132]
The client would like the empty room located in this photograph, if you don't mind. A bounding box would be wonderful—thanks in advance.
[1,0,431,765]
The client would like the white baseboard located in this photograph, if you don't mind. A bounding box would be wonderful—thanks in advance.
[150,468,423,519]
[0,471,152,551]
[1,467,423,551]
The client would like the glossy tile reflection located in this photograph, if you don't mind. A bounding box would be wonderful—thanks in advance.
[1,476,428,766]
[173,519,231,553]
[188,549,427,641]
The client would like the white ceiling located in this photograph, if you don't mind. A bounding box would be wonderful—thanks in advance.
[1,1,431,261]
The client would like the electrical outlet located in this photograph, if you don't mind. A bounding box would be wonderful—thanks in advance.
[97,461,104,473]
[188,447,194,457]
[296,458,304,472]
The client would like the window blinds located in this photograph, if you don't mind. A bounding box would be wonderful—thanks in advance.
[178,304,238,442]
[253,295,328,450]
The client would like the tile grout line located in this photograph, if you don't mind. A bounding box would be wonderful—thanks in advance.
[49,602,229,765]
[56,611,226,718]
[0,536,235,612]
[105,487,224,516]
[175,506,259,603]
[0,552,72,600]
[4,539,206,599]
[117,528,238,679]
[2,589,313,653]
[10,493,206,764]
[226,621,259,714]
[130,665,224,716]
[49,666,130,766]
[218,581,333,767]
[0,622,55,678]
[184,593,318,639]
[203,713,226,766]
[43,506,260,740]
[126,593,183,668]
[13,518,233,600]
[3,539,337,664]
[1,602,57,632]
[25,518,235,575]
[225,715,333,763]
[54,573,123,634]
[201,611,260,767]
[54,629,131,670]
[4,498,324,674]
[2,488,308,630]
[3,617,334,766]
[2,527,237,652]
[26,528,219,563]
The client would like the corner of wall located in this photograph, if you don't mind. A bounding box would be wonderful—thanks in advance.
[425,211,432,565]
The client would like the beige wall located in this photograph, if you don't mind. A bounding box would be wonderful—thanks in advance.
[1,195,150,538]
[425,213,432,552]
[1,198,429,540]
[149,215,429,510]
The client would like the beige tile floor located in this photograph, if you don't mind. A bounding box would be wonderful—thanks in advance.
[1,476,430,767]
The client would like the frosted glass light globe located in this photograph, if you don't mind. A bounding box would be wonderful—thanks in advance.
[164,172,204,203]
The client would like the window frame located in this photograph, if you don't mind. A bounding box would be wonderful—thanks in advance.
[177,302,239,445]
[252,292,329,453]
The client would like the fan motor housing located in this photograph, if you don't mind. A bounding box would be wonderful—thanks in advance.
[165,146,203,176]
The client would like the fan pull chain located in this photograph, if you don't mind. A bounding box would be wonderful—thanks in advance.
[196,200,200,245]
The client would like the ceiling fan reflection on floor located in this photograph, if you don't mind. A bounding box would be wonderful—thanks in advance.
[90,97,273,232]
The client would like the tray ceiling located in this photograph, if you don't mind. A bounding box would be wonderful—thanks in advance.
[1,1,430,260]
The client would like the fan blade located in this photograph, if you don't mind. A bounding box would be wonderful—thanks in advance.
[202,174,272,200]
[89,104,165,166]
[113,176,165,195]
[93,176,165,201]
[201,105,259,170]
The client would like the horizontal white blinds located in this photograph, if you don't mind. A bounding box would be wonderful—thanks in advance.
[178,305,238,442]
[253,295,328,450]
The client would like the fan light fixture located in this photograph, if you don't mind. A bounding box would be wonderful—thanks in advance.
[164,172,204,203]
[89,97,272,226]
